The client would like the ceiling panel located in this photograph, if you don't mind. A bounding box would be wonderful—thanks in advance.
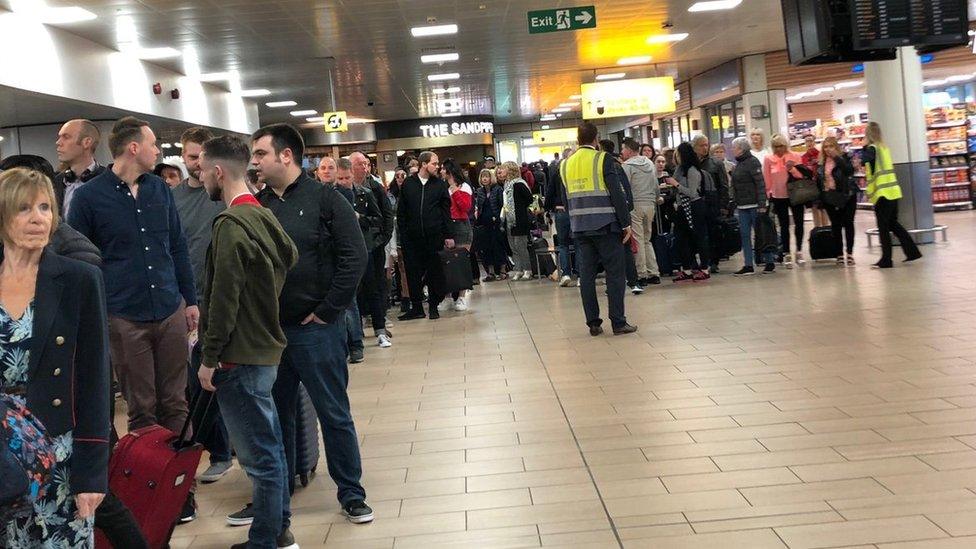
[1,0,788,126]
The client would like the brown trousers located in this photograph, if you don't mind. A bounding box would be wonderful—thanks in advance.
[108,303,189,433]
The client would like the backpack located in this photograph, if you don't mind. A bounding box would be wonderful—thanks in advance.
[699,166,716,196]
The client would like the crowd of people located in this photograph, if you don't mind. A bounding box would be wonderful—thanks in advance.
[0,112,924,548]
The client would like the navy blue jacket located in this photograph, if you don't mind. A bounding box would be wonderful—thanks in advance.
[67,166,196,321]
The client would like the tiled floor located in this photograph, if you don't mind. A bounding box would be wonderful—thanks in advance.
[173,210,976,548]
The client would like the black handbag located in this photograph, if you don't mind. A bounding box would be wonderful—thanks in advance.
[754,212,779,254]
[822,189,850,209]
[438,248,474,294]
[787,178,820,206]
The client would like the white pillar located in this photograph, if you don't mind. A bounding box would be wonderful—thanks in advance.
[865,47,934,240]
[740,54,789,140]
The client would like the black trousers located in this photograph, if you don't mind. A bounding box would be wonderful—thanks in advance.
[95,491,148,549]
[771,197,806,254]
[403,239,445,308]
[625,241,638,286]
[675,199,711,271]
[577,232,627,329]
[874,197,920,264]
[826,195,857,255]
[359,247,388,330]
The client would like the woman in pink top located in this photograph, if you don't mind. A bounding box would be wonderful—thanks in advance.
[763,134,806,267]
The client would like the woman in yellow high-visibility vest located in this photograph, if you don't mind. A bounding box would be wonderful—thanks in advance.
[863,122,922,268]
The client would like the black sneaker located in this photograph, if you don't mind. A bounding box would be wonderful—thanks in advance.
[179,492,196,524]
[763,263,776,274]
[589,325,604,336]
[648,276,661,285]
[428,308,440,320]
[342,500,374,524]
[733,266,755,277]
[397,308,425,321]
[277,527,299,549]
[612,324,638,335]
[349,348,365,364]
[226,503,254,527]
[709,265,720,274]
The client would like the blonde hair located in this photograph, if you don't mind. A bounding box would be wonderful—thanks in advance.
[770,133,790,148]
[478,168,496,186]
[749,127,766,148]
[499,161,521,182]
[820,136,840,166]
[0,168,59,243]
[865,121,884,146]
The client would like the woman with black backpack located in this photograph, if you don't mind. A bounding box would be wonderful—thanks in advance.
[667,142,711,282]
[819,136,858,265]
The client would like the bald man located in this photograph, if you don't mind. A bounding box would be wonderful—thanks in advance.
[349,151,394,345]
[54,118,104,216]
[317,156,337,185]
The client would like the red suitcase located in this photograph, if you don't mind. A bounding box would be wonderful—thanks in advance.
[97,393,213,549]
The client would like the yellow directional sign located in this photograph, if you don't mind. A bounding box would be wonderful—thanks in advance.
[324,111,348,132]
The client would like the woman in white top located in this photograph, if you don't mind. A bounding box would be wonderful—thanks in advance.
[750,127,769,167]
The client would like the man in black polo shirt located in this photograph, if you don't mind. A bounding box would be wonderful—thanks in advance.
[250,124,374,524]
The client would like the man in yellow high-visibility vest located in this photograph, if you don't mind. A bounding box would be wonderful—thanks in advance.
[555,122,638,336]
[863,122,921,268]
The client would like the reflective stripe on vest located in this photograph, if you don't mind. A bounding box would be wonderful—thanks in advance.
[561,148,616,232]
[865,145,902,203]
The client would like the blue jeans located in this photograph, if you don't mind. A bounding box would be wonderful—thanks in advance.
[345,301,364,353]
[737,208,775,267]
[275,323,366,505]
[214,364,289,548]
[187,343,231,463]
[554,210,577,277]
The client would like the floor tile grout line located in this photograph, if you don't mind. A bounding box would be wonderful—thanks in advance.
[504,284,625,549]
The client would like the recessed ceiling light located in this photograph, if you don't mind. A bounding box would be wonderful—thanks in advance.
[199,72,233,82]
[290,109,317,116]
[132,47,181,60]
[174,143,183,149]
[688,0,743,12]
[833,80,863,89]
[428,73,460,81]
[552,107,572,113]
[306,116,325,122]
[569,94,582,100]
[347,118,376,124]
[266,100,298,108]
[411,24,459,37]
[541,125,551,130]
[421,52,460,63]
[160,143,172,149]
[647,33,689,44]
[240,89,271,97]
[433,87,462,94]
[596,73,626,81]
[559,102,580,107]
[618,56,652,66]
[33,6,97,24]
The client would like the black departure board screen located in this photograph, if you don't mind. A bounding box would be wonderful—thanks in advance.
[851,0,969,50]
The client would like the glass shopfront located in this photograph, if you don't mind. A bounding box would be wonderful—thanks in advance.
[703,99,747,152]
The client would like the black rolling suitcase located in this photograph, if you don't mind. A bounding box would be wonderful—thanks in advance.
[439,248,474,294]
[809,226,842,260]
[294,383,320,488]
[530,237,557,277]
[652,205,680,276]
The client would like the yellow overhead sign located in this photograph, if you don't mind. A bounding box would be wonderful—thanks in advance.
[581,77,676,120]
[532,127,577,144]
[324,111,348,132]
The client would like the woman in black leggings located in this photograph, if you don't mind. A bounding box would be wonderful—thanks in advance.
[818,137,858,264]
[763,134,806,266]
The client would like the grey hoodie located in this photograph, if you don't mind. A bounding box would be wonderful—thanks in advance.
[622,155,659,204]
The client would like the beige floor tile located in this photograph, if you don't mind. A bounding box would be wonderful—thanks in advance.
[878,536,976,548]
[406,457,525,481]
[399,488,531,516]
[790,456,934,482]
[325,512,466,542]
[540,529,618,546]
[660,467,801,493]
[713,448,847,471]
[467,468,591,492]
[692,510,844,533]
[740,478,891,506]
[829,489,976,520]
[835,438,972,460]
[774,516,948,548]
[621,529,787,548]
[919,450,976,470]
[391,525,539,548]
[604,489,751,518]
[589,457,718,482]
[467,501,609,530]
[617,523,695,539]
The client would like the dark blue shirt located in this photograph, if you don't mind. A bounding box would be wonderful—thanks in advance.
[67,166,196,321]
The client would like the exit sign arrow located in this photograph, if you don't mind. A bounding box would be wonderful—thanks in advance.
[527,5,597,34]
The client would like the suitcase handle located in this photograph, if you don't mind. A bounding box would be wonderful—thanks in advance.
[176,389,215,449]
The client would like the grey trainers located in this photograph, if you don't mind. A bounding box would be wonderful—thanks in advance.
[199,460,232,483]
[226,503,254,527]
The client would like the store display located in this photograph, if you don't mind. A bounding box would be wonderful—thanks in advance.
[925,104,974,211]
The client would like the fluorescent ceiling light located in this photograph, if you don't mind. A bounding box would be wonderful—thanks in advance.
[923,79,947,87]
[421,52,460,63]
[946,74,973,82]
[240,89,271,97]
[160,143,172,149]
[433,86,462,94]
[443,112,463,117]
[133,47,181,60]
[290,109,317,116]
[428,73,460,81]
[596,73,626,81]
[814,86,835,93]
[569,94,582,100]
[859,94,869,99]
[647,33,689,44]
[35,6,97,24]
[199,72,233,82]
[559,102,580,107]
[540,115,557,121]
[833,80,863,89]
[306,116,325,122]
[411,24,458,37]
[618,56,652,66]
[348,118,376,124]
[541,125,551,130]
[174,143,183,149]
[551,107,572,113]
[688,0,743,12]
[266,100,298,108]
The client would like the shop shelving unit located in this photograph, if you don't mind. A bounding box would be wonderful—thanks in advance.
[926,104,973,211]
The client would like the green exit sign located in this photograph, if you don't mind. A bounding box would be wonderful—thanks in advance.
[527,6,596,34]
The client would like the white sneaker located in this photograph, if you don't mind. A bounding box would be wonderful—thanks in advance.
[454,298,468,311]
[630,285,644,295]
[559,275,572,287]
[784,253,794,269]
[795,251,806,265]
[517,271,530,281]
[377,333,392,348]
